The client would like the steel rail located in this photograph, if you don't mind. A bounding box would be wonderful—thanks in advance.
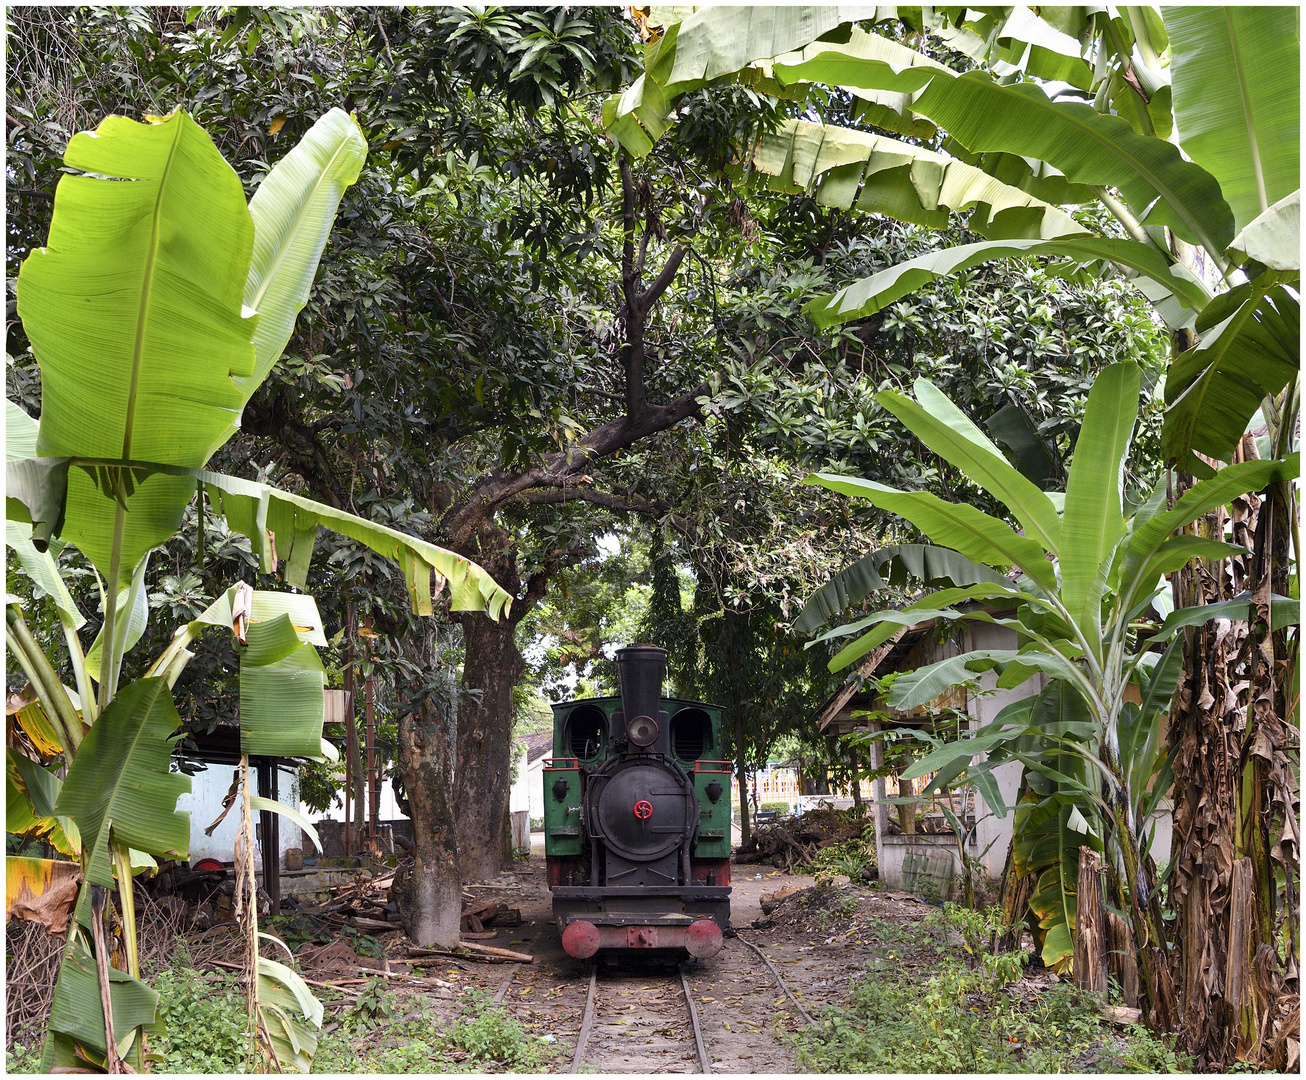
[492,962,521,1004]
[679,964,712,1073]
[569,964,712,1073]
[569,966,599,1073]
[735,932,817,1026]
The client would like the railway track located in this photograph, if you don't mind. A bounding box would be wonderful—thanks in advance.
[569,963,712,1074]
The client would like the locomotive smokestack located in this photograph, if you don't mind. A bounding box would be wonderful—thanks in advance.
[615,644,666,732]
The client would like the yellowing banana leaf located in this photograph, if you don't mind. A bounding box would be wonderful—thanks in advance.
[7,748,81,856]
[753,118,1086,239]
[8,695,69,759]
[912,71,1235,256]
[1165,6,1300,234]
[42,935,161,1070]
[16,111,255,579]
[55,678,191,887]
[6,855,81,935]
[802,235,1210,328]
[239,615,326,759]
[1162,284,1299,472]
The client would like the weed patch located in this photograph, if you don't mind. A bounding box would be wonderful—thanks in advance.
[151,961,248,1073]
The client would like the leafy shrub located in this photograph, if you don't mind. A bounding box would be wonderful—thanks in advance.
[151,962,248,1073]
[443,989,553,1071]
[6,1042,41,1074]
[805,838,873,882]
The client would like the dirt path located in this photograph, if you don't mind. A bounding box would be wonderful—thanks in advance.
[394,855,892,1074]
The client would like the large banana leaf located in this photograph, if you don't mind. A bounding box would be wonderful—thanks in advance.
[8,458,513,619]
[802,235,1210,328]
[16,111,255,578]
[819,588,1017,671]
[258,957,324,1072]
[239,615,326,759]
[7,753,80,858]
[881,380,1062,552]
[84,552,151,690]
[805,473,1059,593]
[1226,190,1300,273]
[605,6,882,155]
[911,71,1235,255]
[13,108,367,582]
[1121,455,1300,585]
[1059,363,1139,648]
[1164,6,1300,233]
[1162,282,1300,473]
[754,118,1086,238]
[41,935,161,1071]
[795,542,1009,634]
[55,678,190,887]
[238,108,367,405]
[6,398,39,460]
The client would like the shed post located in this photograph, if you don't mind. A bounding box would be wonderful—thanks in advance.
[868,717,888,872]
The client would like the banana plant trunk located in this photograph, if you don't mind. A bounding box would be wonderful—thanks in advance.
[1167,444,1299,1069]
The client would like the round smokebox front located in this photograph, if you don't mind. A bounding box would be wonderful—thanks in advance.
[593,761,693,862]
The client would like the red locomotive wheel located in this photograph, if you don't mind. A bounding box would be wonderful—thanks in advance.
[633,800,654,819]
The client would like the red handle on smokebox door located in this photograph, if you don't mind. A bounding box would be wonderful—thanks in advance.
[633,800,653,820]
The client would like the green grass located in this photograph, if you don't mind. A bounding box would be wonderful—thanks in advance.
[792,908,1192,1076]
[313,985,558,1074]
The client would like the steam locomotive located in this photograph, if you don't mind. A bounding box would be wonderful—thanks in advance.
[543,645,732,960]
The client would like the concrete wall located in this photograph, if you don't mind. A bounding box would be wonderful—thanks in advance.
[960,621,1045,879]
[179,762,300,865]
[509,748,546,819]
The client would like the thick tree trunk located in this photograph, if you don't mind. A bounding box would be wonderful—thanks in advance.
[395,624,462,947]
[454,610,524,882]
[734,706,751,852]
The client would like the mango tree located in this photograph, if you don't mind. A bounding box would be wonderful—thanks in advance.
[609,7,1299,1062]
[6,108,510,1071]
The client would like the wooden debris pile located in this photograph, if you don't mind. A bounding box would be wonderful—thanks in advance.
[742,808,868,873]
[294,870,399,931]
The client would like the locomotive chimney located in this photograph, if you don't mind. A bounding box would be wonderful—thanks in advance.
[615,644,666,736]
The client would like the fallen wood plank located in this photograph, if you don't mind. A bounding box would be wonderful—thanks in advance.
[455,941,533,963]
[460,931,499,941]
[347,917,401,931]
[1100,1005,1143,1026]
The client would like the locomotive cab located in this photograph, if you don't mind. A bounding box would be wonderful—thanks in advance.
[544,645,731,960]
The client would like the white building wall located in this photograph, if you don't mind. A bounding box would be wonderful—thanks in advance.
[180,762,300,864]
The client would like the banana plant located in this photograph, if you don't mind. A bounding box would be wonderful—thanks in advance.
[5,108,512,1072]
[606,6,1300,473]
[802,362,1298,1008]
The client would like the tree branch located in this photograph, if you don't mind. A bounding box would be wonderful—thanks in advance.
[514,488,662,515]
[637,243,688,312]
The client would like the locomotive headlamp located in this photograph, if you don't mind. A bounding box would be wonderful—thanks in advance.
[626,714,658,747]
